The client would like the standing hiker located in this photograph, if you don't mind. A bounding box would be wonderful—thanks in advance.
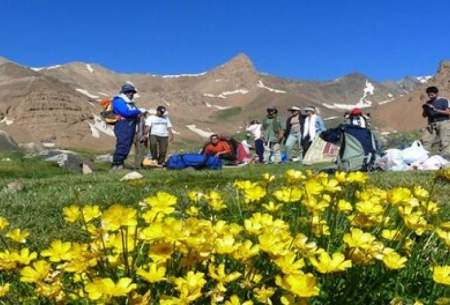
[421,86,450,156]
[111,82,143,170]
[262,107,285,163]
[301,106,326,154]
[246,120,264,163]
[284,106,304,161]
[145,105,174,165]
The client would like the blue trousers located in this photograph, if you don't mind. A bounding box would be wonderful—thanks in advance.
[113,120,137,166]
[255,139,265,162]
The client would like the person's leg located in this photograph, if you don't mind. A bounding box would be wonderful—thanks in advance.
[255,139,264,162]
[158,136,169,164]
[149,134,158,160]
[113,121,131,167]
[421,125,435,153]
[437,120,450,156]
[284,134,298,160]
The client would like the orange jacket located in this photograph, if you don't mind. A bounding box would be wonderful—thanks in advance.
[204,141,232,155]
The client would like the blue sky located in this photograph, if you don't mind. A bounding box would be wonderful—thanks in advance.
[1,0,450,81]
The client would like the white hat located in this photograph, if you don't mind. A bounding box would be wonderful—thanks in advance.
[303,106,316,113]
[288,106,301,111]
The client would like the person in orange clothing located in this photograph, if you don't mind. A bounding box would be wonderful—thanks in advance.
[203,134,234,160]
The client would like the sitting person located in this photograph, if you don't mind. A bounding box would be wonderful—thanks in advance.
[203,134,234,160]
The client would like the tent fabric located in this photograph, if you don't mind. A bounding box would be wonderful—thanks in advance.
[302,137,339,165]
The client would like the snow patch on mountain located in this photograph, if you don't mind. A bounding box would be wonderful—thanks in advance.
[360,80,374,104]
[31,65,61,71]
[98,92,110,97]
[76,88,100,99]
[88,115,115,138]
[160,72,207,79]
[86,64,94,73]
[323,103,371,110]
[203,89,249,99]
[186,125,213,138]
[0,117,14,125]
[205,102,231,110]
[257,80,286,93]
[324,116,339,121]
[416,75,432,83]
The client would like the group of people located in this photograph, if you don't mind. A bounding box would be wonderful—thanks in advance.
[245,106,327,163]
[109,81,450,170]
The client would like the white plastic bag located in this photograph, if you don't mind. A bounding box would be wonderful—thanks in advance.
[400,141,429,165]
[376,149,410,171]
[411,155,450,170]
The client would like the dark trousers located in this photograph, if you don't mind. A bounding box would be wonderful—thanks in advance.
[113,120,137,166]
[149,135,169,164]
[255,139,264,162]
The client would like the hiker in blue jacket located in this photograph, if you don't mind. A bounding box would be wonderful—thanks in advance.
[111,82,143,170]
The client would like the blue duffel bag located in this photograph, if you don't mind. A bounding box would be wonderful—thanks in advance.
[166,153,223,170]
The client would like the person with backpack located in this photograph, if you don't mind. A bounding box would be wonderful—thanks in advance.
[421,86,450,156]
[302,106,326,154]
[145,105,174,165]
[246,120,264,163]
[111,83,143,170]
[203,134,234,161]
[284,106,304,162]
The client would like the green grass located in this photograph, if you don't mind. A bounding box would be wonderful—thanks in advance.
[0,154,449,250]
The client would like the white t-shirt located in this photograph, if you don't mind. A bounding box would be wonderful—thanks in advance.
[246,123,263,139]
[145,115,173,137]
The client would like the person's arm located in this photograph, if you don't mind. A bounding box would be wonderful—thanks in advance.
[317,117,326,133]
[112,98,141,118]
[215,142,232,157]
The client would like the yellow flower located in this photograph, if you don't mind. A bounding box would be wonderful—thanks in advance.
[262,173,275,183]
[82,205,101,222]
[233,240,260,261]
[137,263,167,283]
[346,172,368,184]
[305,179,324,196]
[438,167,450,181]
[388,187,412,205]
[0,216,9,230]
[274,187,303,203]
[63,205,81,223]
[343,228,376,249]
[224,295,254,305]
[275,273,320,298]
[41,240,72,262]
[174,271,206,303]
[215,235,237,254]
[209,263,241,285]
[145,192,178,215]
[6,228,29,243]
[244,185,266,203]
[101,204,137,231]
[309,252,352,273]
[85,277,137,300]
[293,233,319,257]
[382,248,407,270]
[436,228,450,247]
[187,191,205,202]
[12,248,37,265]
[0,283,10,297]
[433,265,450,286]
[208,191,226,211]
[381,229,401,241]
[186,206,199,216]
[413,186,429,200]
[274,252,305,275]
[20,260,51,283]
[337,199,353,213]
[285,169,306,183]
[262,201,282,212]
[436,297,450,305]
[253,286,275,304]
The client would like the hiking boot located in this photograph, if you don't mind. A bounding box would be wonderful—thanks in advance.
[110,164,124,171]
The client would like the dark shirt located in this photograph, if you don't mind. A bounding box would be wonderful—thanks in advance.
[424,97,449,123]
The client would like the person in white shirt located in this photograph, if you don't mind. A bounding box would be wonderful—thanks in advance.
[145,106,174,165]
[246,120,264,162]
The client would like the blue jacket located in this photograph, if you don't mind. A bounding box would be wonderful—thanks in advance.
[316,116,326,134]
[112,95,141,119]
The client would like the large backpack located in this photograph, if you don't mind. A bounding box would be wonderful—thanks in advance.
[100,98,121,125]
[166,153,223,170]
[321,124,380,171]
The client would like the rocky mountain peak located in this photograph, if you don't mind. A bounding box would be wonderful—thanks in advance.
[212,53,256,75]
